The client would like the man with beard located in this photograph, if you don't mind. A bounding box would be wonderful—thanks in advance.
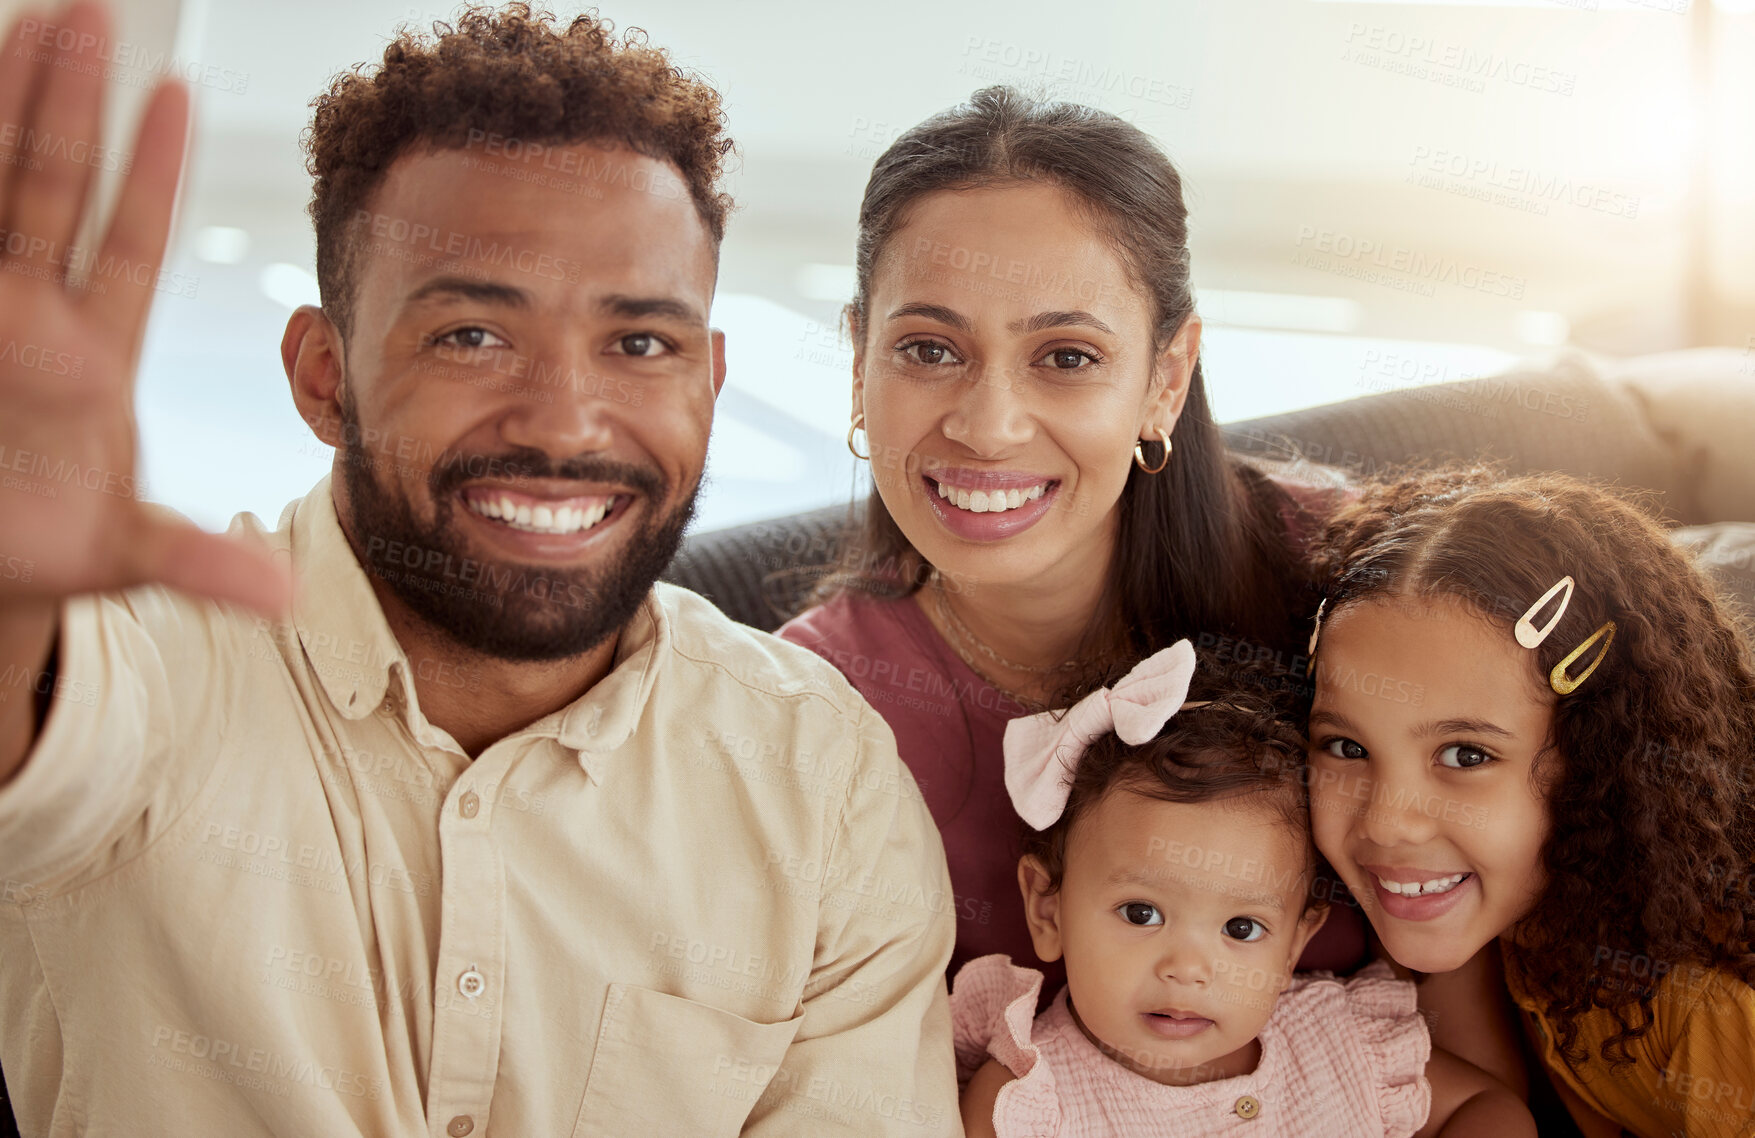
[0,4,956,1136]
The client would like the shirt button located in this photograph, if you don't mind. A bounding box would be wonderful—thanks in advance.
[458,968,486,999]
[459,791,479,819]
[1234,1094,1260,1120]
[446,1116,474,1137]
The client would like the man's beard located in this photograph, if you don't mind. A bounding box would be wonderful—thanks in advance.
[337,404,697,662]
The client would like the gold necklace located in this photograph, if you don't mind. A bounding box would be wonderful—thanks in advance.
[928,571,1079,710]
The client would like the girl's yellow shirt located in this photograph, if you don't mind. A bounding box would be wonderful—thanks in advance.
[1506,952,1755,1138]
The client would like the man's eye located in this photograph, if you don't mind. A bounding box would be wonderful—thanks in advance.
[1040,347,1097,370]
[613,333,670,358]
[435,326,508,351]
[1438,744,1494,769]
[1119,902,1163,927]
[1222,917,1266,943]
[1322,737,1368,760]
[898,340,959,367]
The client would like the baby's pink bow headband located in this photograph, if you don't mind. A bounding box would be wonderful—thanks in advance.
[1002,639,1201,830]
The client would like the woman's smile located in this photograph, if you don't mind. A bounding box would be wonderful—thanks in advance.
[921,467,1062,541]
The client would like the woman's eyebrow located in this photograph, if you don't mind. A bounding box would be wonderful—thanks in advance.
[1008,310,1114,335]
[884,301,971,331]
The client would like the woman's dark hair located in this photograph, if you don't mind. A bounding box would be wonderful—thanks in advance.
[1312,465,1755,1069]
[1020,653,1327,915]
[820,86,1318,689]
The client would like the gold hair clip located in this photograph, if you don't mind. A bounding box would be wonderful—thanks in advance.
[1516,575,1614,695]
[1550,621,1616,695]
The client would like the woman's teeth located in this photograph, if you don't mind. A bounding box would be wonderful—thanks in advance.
[934,481,1047,514]
[465,494,612,535]
[1377,873,1468,897]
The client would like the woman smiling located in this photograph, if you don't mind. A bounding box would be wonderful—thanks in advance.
[779,86,1359,977]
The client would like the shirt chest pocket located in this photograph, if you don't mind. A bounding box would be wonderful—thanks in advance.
[572,984,803,1138]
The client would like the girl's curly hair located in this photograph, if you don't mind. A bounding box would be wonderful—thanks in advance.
[1020,652,1329,915]
[1312,465,1755,1068]
[303,3,735,340]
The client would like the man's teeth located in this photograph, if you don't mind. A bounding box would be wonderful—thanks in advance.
[465,494,612,535]
[934,481,1048,513]
[1377,873,1468,896]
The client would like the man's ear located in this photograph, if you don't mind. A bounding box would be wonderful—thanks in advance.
[710,328,727,397]
[1019,855,1066,964]
[282,305,347,448]
[1140,314,1201,443]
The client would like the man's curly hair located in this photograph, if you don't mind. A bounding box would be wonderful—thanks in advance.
[302,3,734,340]
[1311,466,1755,1069]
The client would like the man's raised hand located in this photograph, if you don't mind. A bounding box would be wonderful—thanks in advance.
[0,1,291,618]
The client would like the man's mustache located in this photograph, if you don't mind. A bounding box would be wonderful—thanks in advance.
[428,447,666,501]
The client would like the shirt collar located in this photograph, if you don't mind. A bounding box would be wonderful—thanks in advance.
[289,478,409,721]
[555,588,668,781]
[288,479,673,779]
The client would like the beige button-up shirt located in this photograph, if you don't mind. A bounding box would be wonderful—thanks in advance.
[0,481,959,1136]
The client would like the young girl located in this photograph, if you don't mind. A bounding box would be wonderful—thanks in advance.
[1304,468,1755,1138]
[954,640,1531,1136]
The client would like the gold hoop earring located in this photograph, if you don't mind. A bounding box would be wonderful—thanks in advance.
[846,413,870,461]
[1133,426,1172,474]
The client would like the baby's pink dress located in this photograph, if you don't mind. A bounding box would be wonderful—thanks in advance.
[951,955,1432,1137]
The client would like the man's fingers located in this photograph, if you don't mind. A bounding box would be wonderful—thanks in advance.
[128,510,294,621]
[6,0,109,273]
[87,77,186,353]
[0,8,50,223]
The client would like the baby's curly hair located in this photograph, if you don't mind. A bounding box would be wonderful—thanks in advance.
[1312,465,1755,1068]
[303,3,735,340]
[1021,653,1328,915]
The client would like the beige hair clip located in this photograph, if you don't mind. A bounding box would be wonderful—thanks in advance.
[1516,574,1616,695]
